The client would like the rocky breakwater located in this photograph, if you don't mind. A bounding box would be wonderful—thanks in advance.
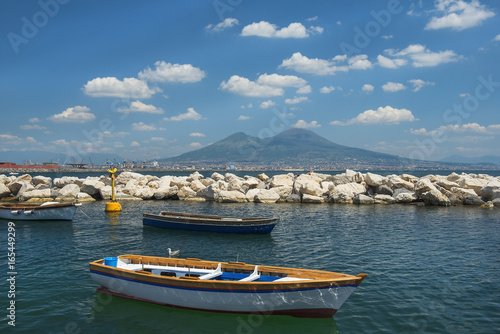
[0,171,499,208]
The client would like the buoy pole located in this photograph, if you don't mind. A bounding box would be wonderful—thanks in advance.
[105,168,122,212]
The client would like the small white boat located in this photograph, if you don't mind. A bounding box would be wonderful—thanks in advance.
[0,202,81,221]
[90,254,367,318]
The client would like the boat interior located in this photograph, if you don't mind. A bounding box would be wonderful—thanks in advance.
[103,256,315,283]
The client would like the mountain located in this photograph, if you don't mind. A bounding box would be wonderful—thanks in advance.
[440,155,500,166]
[0,150,125,166]
[160,128,413,169]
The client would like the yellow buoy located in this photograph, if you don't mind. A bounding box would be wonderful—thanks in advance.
[105,168,122,212]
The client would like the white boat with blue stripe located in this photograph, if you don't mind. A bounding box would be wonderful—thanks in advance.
[89,254,367,318]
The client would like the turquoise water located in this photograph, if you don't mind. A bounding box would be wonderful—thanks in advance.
[1,200,499,333]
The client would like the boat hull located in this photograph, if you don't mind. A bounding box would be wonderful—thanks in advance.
[0,203,78,221]
[89,256,366,318]
[143,212,277,234]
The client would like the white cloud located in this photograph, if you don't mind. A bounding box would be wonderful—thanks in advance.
[260,100,276,109]
[117,101,164,114]
[20,124,47,130]
[238,115,250,120]
[494,34,500,41]
[190,132,206,137]
[385,44,462,67]
[29,117,40,123]
[139,61,205,83]
[130,141,140,147]
[426,0,495,31]
[362,84,374,92]
[296,85,311,94]
[256,73,307,88]
[348,54,373,70]
[279,52,348,75]
[164,107,204,121]
[83,77,160,98]
[307,16,318,21]
[190,142,202,148]
[280,52,372,75]
[285,96,309,105]
[377,55,407,69]
[241,21,315,38]
[132,122,164,131]
[320,86,335,93]
[0,134,37,146]
[382,82,407,92]
[411,123,500,136]
[381,35,393,39]
[408,79,435,92]
[331,106,417,125]
[48,106,95,123]
[205,17,239,33]
[220,75,283,97]
[294,120,321,128]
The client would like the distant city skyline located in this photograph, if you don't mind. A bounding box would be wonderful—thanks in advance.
[1,0,499,163]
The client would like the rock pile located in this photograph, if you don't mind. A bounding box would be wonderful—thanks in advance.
[1,170,499,207]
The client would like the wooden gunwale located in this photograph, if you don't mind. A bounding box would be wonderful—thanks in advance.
[0,202,75,211]
[156,211,277,223]
[90,254,366,290]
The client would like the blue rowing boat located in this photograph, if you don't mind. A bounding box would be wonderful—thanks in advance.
[143,211,278,234]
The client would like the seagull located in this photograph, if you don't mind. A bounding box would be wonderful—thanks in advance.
[167,248,181,257]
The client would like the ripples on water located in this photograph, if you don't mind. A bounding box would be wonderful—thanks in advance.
[0,200,499,333]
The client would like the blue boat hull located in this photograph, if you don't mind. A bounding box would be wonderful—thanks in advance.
[142,214,277,234]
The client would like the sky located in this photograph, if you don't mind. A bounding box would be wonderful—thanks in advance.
[1,0,500,164]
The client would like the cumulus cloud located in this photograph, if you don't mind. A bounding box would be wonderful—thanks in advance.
[256,73,307,88]
[296,85,311,94]
[190,142,203,148]
[377,55,407,69]
[238,115,250,120]
[330,106,417,125]
[408,79,435,92]
[384,44,462,67]
[285,96,309,105]
[279,52,349,75]
[348,54,373,70]
[139,61,206,83]
[494,34,500,41]
[260,100,276,109]
[220,75,284,97]
[132,122,164,131]
[362,84,374,92]
[320,86,335,94]
[48,106,96,123]
[241,21,319,38]
[382,82,407,92]
[117,101,164,114]
[164,107,204,121]
[279,52,373,75]
[425,0,495,31]
[190,132,206,137]
[20,124,47,130]
[294,120,321,128]
[205,17,239,33]
[0,134,37,146]
[83,77,160,98]
[410,122,500,136]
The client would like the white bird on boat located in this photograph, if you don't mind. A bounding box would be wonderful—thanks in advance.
[167,248,181,257]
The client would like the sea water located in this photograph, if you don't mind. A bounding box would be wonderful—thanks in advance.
[0,199,499,333]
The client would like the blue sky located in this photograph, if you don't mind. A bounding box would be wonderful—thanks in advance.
[1,0,499,164]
